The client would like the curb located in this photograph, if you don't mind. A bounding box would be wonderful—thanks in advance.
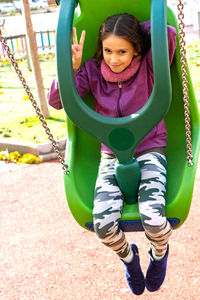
[0,138,66,162]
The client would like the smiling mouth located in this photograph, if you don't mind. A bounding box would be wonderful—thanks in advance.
[111,64,121,68]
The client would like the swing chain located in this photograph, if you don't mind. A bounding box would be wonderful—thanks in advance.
[177,0,194,167]
[0,29,69,175]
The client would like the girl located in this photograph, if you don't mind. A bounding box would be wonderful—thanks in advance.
[48,14,177,295]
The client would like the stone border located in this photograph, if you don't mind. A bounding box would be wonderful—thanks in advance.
[0,138,66,162]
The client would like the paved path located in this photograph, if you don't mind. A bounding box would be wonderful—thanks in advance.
[0,159,200,299]
[3,12,59,35]
[0,161,27,173]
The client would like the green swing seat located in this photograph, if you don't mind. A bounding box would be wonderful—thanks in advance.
[55,0,200,231]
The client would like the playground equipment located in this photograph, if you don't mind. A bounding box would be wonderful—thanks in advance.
[54,0,200,231]
[0,0,199,232]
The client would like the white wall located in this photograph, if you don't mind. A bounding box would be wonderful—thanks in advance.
[168,0,200,29]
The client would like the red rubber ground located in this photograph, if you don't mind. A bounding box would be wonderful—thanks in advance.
[0,159,199,299]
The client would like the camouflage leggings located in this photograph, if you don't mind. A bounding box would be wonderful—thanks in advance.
[93,152,172,259]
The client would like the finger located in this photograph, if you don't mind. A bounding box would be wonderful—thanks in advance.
[72,44,80,53]
[79,30,86,46]
[72,47,75,55]
[73,27,78,45]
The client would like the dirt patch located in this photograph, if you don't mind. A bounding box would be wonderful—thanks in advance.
[0,159,200,299]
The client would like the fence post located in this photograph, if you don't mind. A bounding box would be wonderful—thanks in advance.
[24,35,32,71]
[47,31,51,50]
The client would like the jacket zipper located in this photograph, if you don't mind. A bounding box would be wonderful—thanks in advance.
[117,82,122,117]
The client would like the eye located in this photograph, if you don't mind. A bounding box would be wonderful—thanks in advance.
[119,50,127,54]
[104,48,111,53]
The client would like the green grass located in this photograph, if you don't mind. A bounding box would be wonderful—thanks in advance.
[0,42,199,144]
[186,41,200,102]
[0,53,67,143]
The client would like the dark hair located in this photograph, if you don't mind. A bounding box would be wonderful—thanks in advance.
[94,13,151,65]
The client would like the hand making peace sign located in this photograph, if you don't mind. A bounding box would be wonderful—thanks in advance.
[72,27,86,70]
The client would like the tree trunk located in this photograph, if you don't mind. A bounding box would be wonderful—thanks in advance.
[21,0,50,118]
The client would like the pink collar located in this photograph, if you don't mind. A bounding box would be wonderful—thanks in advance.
[100,56,141,83]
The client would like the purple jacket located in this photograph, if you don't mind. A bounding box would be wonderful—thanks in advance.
[48,21,177,156]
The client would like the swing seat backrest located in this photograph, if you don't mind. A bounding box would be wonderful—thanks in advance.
[60,0,200,231]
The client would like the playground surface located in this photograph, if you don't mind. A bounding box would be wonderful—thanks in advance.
[0,158,200,299]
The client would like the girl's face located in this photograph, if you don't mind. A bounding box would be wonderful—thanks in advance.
[102,34,138,73]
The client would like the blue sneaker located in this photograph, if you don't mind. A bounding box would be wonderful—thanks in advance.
[121,244,145,295]
[146,245,169,292]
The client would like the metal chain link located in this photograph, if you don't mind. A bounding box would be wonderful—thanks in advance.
[177,0,194,166]
[0,29,69,174]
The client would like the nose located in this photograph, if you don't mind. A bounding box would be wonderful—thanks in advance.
[110,54,119,64]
